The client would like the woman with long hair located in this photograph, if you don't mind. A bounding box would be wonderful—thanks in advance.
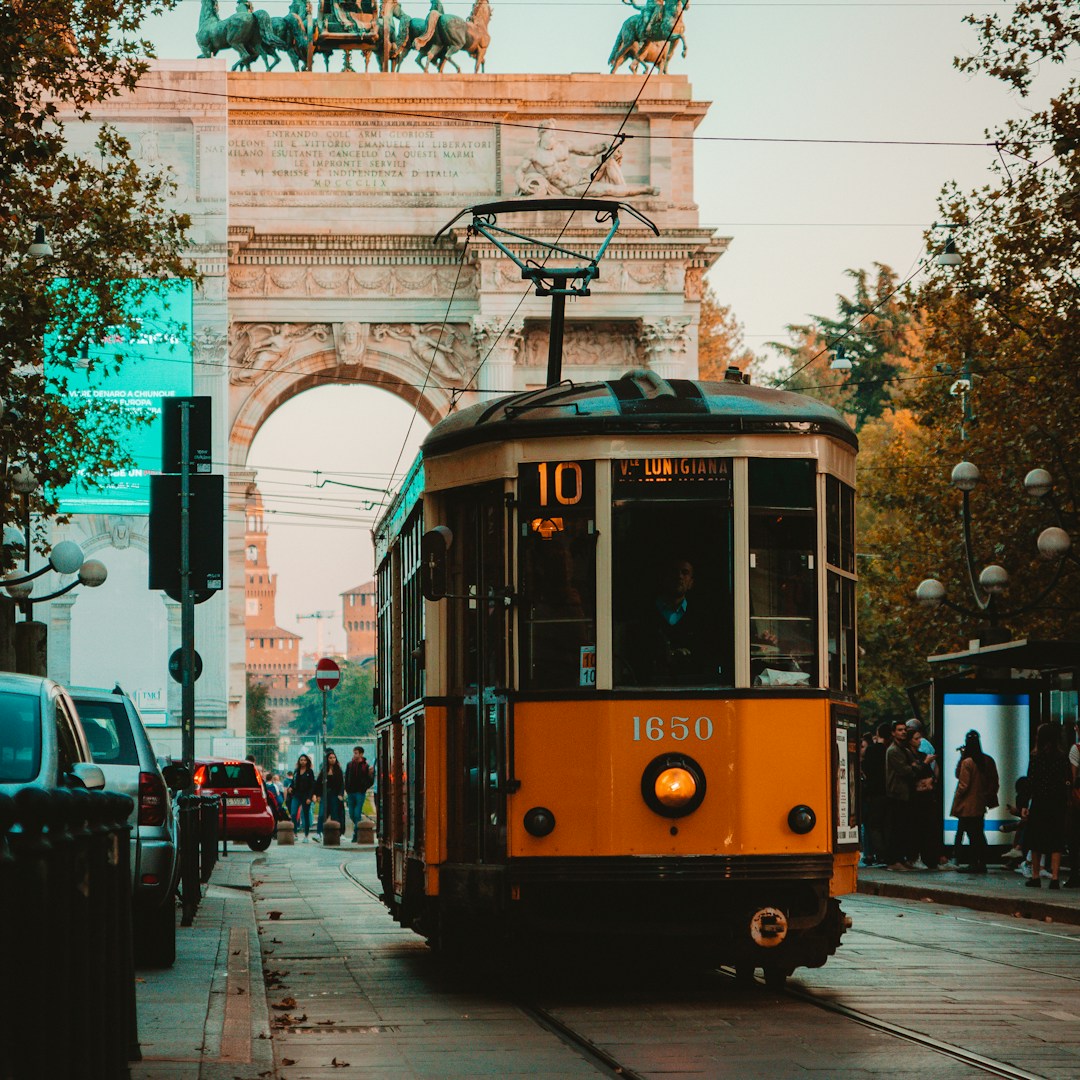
[951,729,999,874]
[1023,723,1071,889]
[288,754,316,841]
[316,749,346,838]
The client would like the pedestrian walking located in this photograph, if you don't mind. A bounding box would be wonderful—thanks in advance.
[316,749,346,839]
[884,719,918,870]
[906,718,941,869]
[951,729,999,874]
[344,746,374,843]
[288,754,316,840]
[1067,728,1080,888]
[1022,722,1071,889]
[860,724,888,866]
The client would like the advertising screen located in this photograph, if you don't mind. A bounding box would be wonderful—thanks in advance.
[46,281,194,515]
[941,691,1031,847]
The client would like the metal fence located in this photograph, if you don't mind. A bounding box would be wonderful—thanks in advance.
[245,735,376,779]
[0,788,139,1079]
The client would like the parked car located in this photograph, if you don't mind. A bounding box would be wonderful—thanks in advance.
[193,758,276,851]
[68,685,181,967]
[0,672,105,795]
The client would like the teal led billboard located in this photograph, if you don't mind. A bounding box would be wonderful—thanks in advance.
[46,280,194,515]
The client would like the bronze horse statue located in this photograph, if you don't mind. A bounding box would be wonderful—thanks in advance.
[196,0,286,71]
[408,0,491,73]
[609,0,688,75]
[269,4,314,71]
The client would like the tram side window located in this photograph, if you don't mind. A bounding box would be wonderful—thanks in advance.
[748,459,817,687]
[518,461,597,690]
[826,475,857,694]
[400,509,425,707]
[611,458,734,690]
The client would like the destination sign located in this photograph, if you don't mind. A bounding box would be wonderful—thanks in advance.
[613,458,731,499]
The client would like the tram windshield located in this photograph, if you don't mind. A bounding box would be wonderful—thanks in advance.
[611,458,735,689]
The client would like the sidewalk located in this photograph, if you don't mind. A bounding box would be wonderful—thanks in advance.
[857,863,1080,925]
[133,851,274,1080]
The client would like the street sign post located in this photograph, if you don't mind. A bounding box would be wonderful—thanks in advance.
[315,657,340,749]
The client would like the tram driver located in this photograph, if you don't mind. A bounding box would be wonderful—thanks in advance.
[619,555,726,687]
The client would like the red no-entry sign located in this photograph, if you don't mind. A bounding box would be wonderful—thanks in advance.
[315,657,341,691]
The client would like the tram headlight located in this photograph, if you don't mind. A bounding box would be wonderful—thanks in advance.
[641,754,706,818]
[654,767,696,808]
[787,804,817,835]
[523,806,556,837]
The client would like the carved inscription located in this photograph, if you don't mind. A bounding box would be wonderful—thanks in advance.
[229,121,498,198]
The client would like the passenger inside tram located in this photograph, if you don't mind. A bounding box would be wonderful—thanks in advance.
[612,501,734,689]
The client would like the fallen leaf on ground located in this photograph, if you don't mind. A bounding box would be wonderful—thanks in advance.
[271,997,297,1010]
[235,986,246,995]
[331,1059,349,1068]
[281,1058,296,1066]
[316,1020,336,1026]
[268,910,284,920]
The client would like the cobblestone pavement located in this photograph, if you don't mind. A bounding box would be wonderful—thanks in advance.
[134,845,1080,1078]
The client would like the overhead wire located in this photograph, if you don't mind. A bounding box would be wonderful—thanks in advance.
[453,6,684,400]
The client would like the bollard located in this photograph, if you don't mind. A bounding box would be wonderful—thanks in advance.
[12,787,55,1079]
[276,818,295,845]
[322,818,342,846]
[0,793,15,1080]
[178,794,201,926]
[66,789,95,1074]
[220,795,228,858]
[199,795,220,882]
[357,816,376,844]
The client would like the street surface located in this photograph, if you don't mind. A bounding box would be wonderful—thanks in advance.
[135,847,1080,1079]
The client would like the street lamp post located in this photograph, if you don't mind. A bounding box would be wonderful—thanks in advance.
[915,461,1074,642]
[2,539,108,676]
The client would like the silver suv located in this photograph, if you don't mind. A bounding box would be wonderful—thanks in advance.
[68,685,180,967]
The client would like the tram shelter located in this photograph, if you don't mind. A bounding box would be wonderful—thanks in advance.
[918,638,1080,854]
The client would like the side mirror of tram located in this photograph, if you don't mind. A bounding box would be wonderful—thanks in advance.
[421,526,454,601]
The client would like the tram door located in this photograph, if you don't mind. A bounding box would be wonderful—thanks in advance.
[445,483,508,866]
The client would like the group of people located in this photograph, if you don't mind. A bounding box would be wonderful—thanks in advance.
[280,746,375,844]
[860,718,1079,889]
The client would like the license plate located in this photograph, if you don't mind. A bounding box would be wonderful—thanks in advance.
[226,797,249,807]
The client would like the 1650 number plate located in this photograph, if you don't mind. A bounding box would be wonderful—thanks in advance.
[632,715,714,742]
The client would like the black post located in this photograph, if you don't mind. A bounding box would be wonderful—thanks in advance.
[545,290,566,387]
[178,794,200,926]
[180,400,196,784]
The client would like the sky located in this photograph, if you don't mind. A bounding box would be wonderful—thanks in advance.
[142,0,1073,658]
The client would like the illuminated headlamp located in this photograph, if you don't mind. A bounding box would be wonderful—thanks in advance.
[641,754,706,818]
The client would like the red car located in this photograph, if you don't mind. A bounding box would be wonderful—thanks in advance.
[193,759,276,851]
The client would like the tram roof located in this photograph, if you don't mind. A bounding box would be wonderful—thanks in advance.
[424,371,857,455]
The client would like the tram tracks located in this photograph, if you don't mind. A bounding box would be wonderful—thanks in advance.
[339,862,1051,1080]
[716,967,1049,1080]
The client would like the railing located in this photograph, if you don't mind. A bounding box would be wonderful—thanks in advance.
[0,787,139,1079]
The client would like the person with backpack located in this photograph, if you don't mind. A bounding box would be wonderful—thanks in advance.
[345,745,374,843]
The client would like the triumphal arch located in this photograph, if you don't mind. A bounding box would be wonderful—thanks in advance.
[54,60,725,743]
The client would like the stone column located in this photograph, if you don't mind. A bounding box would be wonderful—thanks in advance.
[47,595,77,686]
[641,317,692,380]
[164,596,182,723]
[472,317,523,396]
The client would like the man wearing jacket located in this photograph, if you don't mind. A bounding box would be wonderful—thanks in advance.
[884,719,918,871]
[344,746,374,843]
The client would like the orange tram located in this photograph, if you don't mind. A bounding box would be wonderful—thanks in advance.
[373,368,859,983]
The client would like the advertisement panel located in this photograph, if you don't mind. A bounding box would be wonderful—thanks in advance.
[46,280,194,515]
[941,691,1031,847]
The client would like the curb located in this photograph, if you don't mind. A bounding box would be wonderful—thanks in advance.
[857,878,1080,926]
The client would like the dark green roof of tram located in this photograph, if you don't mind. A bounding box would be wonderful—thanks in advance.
[423,371,857,455]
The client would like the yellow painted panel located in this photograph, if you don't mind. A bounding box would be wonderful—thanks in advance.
[507,697,832,858]
[831,851,858,896]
